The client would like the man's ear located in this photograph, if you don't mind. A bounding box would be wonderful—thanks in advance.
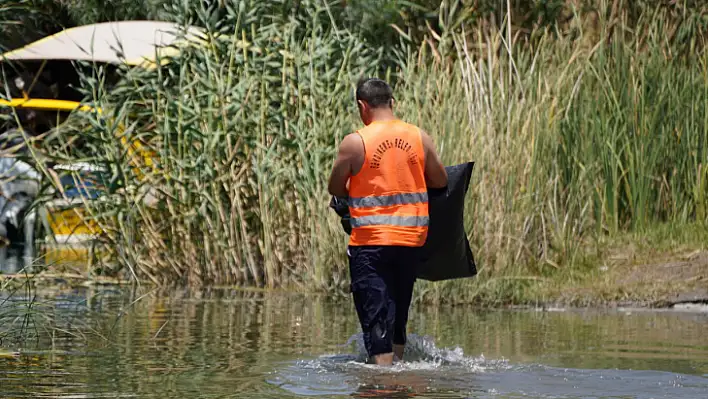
[357,100,366,111]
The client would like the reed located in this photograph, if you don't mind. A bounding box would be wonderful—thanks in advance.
[7,1,708,303]
[409,4,708,304]
[34,1,385,289]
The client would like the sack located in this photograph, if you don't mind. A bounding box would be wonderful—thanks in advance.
[329,162,477,282]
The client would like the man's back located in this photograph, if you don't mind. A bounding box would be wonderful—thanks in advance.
[348,119,429,247]
[351,120,427,195]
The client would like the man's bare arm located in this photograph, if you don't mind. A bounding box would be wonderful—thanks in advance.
[421,130,448,188]
[328,134,360,197]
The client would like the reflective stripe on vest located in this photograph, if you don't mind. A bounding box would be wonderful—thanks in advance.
[349,192,428,209]
[350,215,430,228]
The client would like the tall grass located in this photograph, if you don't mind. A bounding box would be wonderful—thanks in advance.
[37,1,384,289]
[404,5,708,303]
[15,1,708,302]
[407,5,708,304]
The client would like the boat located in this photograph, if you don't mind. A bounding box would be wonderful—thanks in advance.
[0,21,203,267]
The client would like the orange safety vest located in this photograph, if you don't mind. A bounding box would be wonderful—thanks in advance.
[348,119,429,247]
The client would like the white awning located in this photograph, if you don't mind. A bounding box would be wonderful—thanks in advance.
[0,21,205,67]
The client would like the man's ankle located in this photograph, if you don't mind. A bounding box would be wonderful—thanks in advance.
[372,352,394,366]
[393,344,405,361]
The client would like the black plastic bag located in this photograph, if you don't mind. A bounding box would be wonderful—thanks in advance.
[328,162,476,282]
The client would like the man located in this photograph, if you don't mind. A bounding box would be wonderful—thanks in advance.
[328,78,448,366]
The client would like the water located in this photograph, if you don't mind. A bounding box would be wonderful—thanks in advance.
[0,288,707,398]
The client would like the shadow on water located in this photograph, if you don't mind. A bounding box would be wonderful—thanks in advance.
[0,288,707,398]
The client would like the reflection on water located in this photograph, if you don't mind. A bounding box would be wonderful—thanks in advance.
[0,288,707,398]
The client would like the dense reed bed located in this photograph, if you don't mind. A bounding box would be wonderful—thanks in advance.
[4,1,708,303]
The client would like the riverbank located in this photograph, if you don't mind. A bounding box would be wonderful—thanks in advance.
[3,223,706,310]
[535,248,708,309]
[490,223,708,309]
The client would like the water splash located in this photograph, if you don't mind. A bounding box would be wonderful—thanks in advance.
[340,332,508,372]
[266,334,506,397]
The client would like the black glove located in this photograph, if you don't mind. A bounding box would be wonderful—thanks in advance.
[329,196,352,235]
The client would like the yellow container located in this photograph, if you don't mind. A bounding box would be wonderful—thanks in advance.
[45,204,102,237]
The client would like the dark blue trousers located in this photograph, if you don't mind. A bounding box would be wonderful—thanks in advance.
[347,245,418,358]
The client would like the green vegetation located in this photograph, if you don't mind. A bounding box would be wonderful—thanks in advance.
[0,267,99,348]
[1,1,707,306]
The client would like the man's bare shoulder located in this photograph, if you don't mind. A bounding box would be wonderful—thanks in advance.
[340,132,364,154]
[341,132,360,144]
[417,128,435,151]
